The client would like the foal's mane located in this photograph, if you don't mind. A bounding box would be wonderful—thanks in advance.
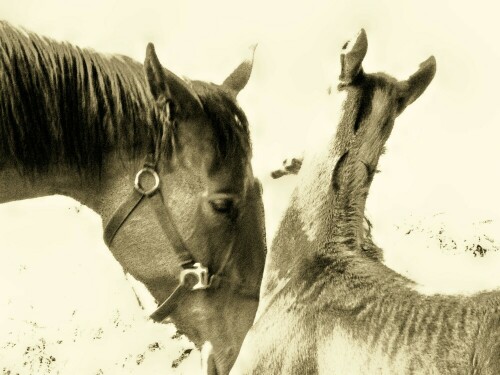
[0,21,251,176]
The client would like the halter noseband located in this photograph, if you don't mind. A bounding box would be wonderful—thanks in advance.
[102,105,259,322]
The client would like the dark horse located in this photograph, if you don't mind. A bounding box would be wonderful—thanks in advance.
[0,21,266,374]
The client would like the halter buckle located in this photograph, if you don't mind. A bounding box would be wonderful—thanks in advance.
[180,263,211,290]
[134,167,160,196]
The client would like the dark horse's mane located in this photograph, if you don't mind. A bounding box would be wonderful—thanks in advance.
[0,21,250,176]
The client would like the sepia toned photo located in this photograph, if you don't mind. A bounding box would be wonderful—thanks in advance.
[1,0,499,373]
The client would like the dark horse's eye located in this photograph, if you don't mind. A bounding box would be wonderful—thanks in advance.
[209,199,234,214]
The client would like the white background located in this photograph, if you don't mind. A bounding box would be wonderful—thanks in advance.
[1,0,500,373]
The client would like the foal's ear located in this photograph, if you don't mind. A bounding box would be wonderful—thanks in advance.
[399,56,436,110]
[222,44,257,97]
[339,29,368,84]
[144,43,203,111]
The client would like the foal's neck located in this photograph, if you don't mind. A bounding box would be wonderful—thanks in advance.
[296,152,368,251]
[295,93,368,250]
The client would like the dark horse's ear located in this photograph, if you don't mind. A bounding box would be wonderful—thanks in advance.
[399,56,436,111]
[144,43,203,113]
[222,44,257,97]
[339,29,368,84]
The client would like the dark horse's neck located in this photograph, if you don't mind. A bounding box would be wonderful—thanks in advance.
[0,21,168,308]
[0,21,157,182]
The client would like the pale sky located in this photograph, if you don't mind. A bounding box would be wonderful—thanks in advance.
[1,0,500,371]
[2,0,500,225]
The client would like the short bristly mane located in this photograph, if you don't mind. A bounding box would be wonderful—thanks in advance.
[0,21,251,176]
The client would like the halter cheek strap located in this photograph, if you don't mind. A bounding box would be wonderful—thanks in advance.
[103,154,259,323]
[104,155,195,266]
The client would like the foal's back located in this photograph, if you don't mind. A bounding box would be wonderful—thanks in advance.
[236,253,500,374]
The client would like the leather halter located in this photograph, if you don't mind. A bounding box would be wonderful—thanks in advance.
[102,109,260,322]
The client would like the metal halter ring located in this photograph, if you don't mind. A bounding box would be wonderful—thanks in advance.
[180,263,212,290]
[134,167,160,196]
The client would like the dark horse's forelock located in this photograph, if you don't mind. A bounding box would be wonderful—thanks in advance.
[0,21,251,177]
[191,80,252,171]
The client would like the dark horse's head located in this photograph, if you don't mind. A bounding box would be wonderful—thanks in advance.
[136,44,267,373]
[0,21,266,374]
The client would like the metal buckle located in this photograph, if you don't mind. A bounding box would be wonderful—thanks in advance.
[180,263,211,290]
[134,167,160,196]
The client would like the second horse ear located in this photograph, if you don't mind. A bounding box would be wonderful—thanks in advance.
[399,56,436,111]
[144,43,203,113]
[222,44,257,97]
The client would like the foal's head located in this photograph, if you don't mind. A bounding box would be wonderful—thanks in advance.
[331,29,436,200]
[320,30,436,249]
